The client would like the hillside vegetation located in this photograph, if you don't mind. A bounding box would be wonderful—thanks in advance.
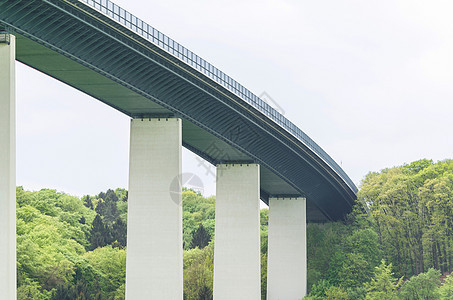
[16,159,453,299]
[16,187,232,299]
[305,159,453,299]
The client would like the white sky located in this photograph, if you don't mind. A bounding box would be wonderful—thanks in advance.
[16,0,453,198]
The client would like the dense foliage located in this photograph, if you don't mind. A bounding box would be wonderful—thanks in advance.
[16,186,267,300]
[363,159,453,276]
[305,159,453,299]
[16,158,453,299]
[17,188,127,299]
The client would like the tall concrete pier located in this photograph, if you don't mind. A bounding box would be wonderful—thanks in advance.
[0,33,16,300]
[267,197,307,300]
[126,118,183,299]
[213,164,261,300]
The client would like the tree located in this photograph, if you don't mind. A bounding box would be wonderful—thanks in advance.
[83,246,126,298]
[103,200,119,224]
[325,286,349,300]
[438,273,453,299]
[83,196,93,209]
[51,281,90,300]
[358,159,453,277]
[399,268,441,300]
[183,243,214,300]
[261,253,267,300]
[90,214,107,250]
[112,217,127,247]
[17,278,45,300]
[191,223,211,249]
[338,252,370,289]
[337,228,381,288]
[104,189,119,203]
[305,279,332,300]
[365,260,401,300]
[95,200,105,216]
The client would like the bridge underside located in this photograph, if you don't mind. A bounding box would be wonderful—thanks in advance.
[16,34,329,221]
[0,0,357,222]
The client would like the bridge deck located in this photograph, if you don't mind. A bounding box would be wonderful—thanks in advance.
[0,0,357,221]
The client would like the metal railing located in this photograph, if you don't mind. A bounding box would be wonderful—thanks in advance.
[78,0,357,192]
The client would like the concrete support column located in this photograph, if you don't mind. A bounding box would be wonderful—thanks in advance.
[0,34,16,300]
[214,164,261,300]
[125,118,182,300]
[267,197,307,300]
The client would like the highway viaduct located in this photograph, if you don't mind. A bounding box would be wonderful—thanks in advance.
[0,0,357,299]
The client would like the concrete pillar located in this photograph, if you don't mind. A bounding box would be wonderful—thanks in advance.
[0,33,16,300]
[267,197,307,300]
[125,118,182,300]
[214,164,261,300]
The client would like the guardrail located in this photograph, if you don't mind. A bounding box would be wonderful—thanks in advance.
[78,0,357,193]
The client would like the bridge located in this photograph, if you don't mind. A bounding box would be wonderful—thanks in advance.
[0,0,357,299]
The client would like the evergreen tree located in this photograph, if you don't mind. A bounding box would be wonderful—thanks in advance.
[191,224,211,249]
[90,214,107,250]
[103,200,119,224]
[83,195,93,209]
[96,189,120,224]
[98,192,106,201]
[112,217,127,247]
[95,200,105,215]
[104,189,119,203]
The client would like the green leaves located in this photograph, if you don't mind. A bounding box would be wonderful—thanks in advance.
[83,246,126,297]
[359,159,453,277]
[16,159,453,300]
[16,188,126,299]
[438,273,453,299]
[183,242,214,300]
[365,260,401,300]
[182,190,215,250]
[399,268,441,300]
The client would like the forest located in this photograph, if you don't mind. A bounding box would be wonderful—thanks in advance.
[15,158,453,299]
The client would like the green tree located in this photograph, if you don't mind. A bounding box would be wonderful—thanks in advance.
[305,279,333,300]
[399,268,441,300]
[17,278,47,300]
[365,260,401,300]
[358,159,453,278]
[83,195,93,209]
[325,286,349,300]
[183,242,214,300]
[90,214,107,250]
[111,217,127,247]
[191,223,211,249]
[438,273,453,299]
[83,246,126,298]
[338,253,370,289]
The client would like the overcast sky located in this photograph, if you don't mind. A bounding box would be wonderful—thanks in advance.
[16,0,453,198]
